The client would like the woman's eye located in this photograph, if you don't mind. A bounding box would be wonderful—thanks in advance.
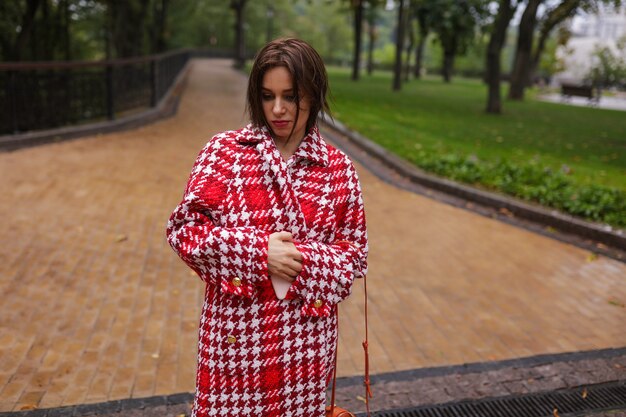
[262,94,273,101]
[285,95,296,102]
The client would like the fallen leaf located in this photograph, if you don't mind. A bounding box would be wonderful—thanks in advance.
[176,414,186,417]
[614,364,623,369]
[115,234,128,243]
[151,353,160,359]
[596,243,608,250]
[581,388,587,398]
[553,408,560,417]
[608,299,625,308]
[586,253,598,262]
[20,405,38,411]
[356,395,366,403]
[545,226,556,234]
[498,207,514,217]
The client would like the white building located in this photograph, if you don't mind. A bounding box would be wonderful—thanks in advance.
[553,6,626,85]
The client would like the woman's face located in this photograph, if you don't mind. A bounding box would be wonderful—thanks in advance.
[261,66,310,144]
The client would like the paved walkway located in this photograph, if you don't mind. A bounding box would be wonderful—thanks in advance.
[0,59,624,412]
[538,93,626,111]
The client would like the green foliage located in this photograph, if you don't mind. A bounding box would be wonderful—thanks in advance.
[328,67,626,228]
[423,0,489,55]
[585,36,626,88]
[280,0,352,63]
[409,151,626,227]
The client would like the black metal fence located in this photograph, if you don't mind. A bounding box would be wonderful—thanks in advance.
[0,49,191,135]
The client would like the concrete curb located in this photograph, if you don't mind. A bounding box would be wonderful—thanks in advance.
[320,116,625,252]
[0,61,192,152]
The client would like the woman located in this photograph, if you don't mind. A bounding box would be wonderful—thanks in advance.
[166,38,368,417]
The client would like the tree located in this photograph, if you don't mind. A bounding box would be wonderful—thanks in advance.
[150,0,169,53]
[425,0,488,83]
[412,0,431,78]
[393,0,406,90]
[508,0,542,100]
[231,0,247,69]
[509,0,622,100]
[528,0,579,85]
[529,0,623,86]
[106,0,152,58]
[0,0,42,61]
[365,2,378,75]
[486,0,519,114]
[403,3,416,81]
[351,0,364,80]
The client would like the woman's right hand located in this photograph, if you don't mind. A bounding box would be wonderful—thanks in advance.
[267,231,302,283]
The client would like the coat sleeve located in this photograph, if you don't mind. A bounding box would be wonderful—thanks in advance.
[166,137,270,298]
[287,159,368,317]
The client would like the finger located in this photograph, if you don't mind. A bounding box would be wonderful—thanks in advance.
[277,231,293,241]
[289,249,303,262]
[280,242,301,259]
[285,260,302,274]
[271,271,296,283]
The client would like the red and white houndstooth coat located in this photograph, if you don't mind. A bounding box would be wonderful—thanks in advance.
[166,123,368,417]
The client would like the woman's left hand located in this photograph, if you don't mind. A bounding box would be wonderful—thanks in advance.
[267,231,303,283]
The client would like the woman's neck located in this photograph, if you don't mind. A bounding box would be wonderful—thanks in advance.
[274,136,303,162]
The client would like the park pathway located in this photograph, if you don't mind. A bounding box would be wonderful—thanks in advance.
[0,59,624,412]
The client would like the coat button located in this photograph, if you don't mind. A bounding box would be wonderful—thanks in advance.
[313,299,323,308]
[227,335,237,344]
[231,277,242,287]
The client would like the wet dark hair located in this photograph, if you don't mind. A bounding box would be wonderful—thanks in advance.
[246,38,331,139]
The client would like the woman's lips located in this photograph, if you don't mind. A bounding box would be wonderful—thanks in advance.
[272,120,289,128]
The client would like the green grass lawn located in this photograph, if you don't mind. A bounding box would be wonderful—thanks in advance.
[328,67,626,191]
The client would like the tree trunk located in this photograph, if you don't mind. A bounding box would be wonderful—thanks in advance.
[39,0,52,60]
[528,0,579,86]
[352,0,364,80]
[231,0,247,69]
[486,0,517,114]
[404,15,415,81]
[13,0,42,61]
[366,9,376,75]
[153,0,168,53]
[413,9,428,79]
[528,29,548,86]
[63,0,71,60]
[393,0,405,91]
[414,38,424,79]
[442,50,455,83]
[508,0,541,100]
[109,0,151,58]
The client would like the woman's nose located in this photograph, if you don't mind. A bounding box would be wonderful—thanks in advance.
[273,99,286,114]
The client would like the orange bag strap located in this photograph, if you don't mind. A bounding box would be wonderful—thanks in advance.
[362,273,373,414]
[329,274,372,416]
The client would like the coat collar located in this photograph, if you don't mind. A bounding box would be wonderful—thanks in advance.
[237,124,328,167]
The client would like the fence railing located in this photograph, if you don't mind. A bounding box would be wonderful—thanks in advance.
[0,49,192,135]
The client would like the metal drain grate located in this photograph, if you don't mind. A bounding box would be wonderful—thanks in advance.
[360,381,626,417]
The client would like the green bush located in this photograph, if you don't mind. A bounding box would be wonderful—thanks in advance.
[407,150,626,228]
